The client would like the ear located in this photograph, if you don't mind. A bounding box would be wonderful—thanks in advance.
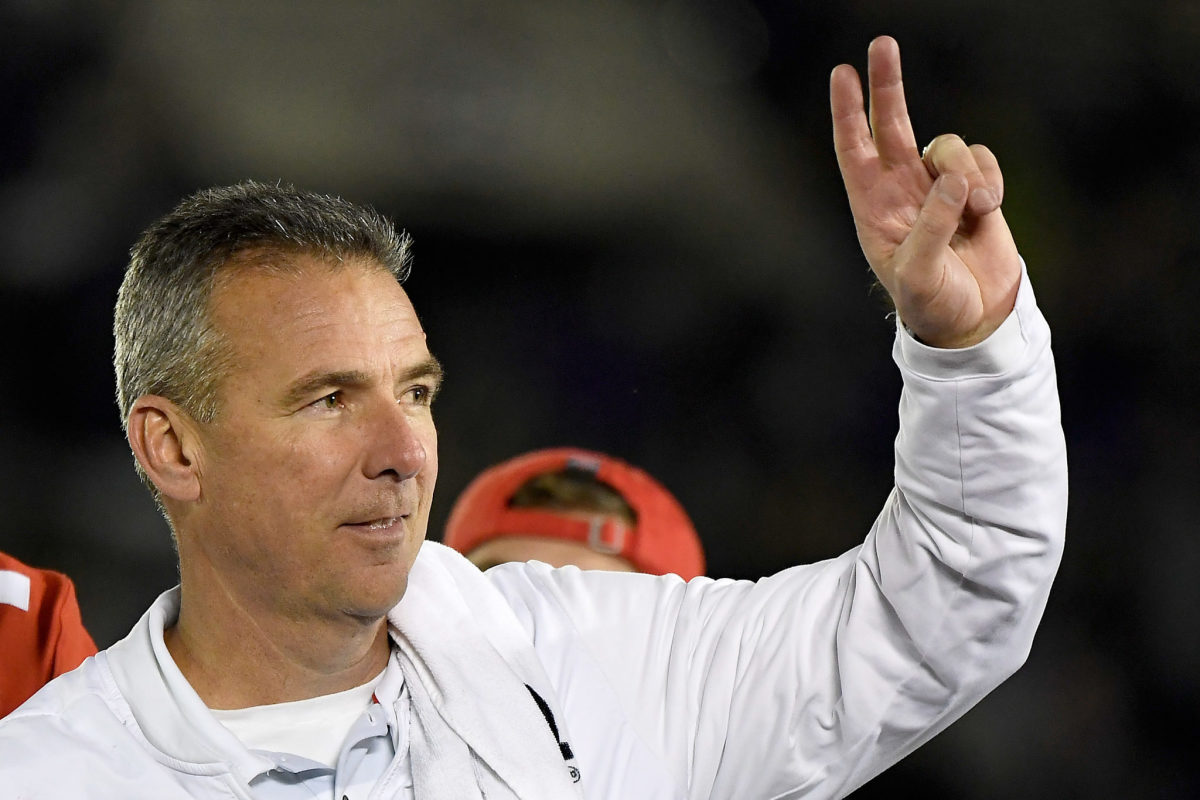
[126,395,204,503]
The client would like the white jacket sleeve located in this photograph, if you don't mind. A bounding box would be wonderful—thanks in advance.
[489,265,1067,799]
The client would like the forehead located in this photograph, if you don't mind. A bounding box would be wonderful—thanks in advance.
[208,253,428,377]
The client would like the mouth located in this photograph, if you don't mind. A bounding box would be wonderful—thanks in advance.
[344,514,402,526]
[356,517,400,531]
[340,515,409,539]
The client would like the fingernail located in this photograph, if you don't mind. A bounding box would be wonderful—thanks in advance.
[936,174,967,203]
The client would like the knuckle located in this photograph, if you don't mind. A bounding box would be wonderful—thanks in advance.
[969,142,995,160]
[927,133,964,154]
[917,210,948,238]
[923,133,970,167]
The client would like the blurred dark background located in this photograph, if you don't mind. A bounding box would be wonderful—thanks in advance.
[1,1,1197,796]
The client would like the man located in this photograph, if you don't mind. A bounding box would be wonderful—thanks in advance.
[443,447,706,578]
[0,551,97,717]
[0,37,1066,798]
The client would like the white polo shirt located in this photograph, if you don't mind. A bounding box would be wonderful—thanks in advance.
[208,655,414,800]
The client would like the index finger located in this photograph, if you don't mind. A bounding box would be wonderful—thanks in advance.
[866,36,920,166]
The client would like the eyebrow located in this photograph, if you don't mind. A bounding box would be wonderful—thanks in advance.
[281,355,445,408]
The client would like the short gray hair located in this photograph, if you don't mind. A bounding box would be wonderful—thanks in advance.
[113,180,412,487]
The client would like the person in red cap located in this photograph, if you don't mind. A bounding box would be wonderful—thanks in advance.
[443,448,706,579]
[0,551,97,717]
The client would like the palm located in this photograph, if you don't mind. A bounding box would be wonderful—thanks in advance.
[832,38,1020,348]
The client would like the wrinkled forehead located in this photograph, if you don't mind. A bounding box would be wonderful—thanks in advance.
[212,244,396,287]
[211,247,408,309]
[207,250,424,357]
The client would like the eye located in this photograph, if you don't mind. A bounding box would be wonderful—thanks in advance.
[404,384,435,406]
[313,392,343,411]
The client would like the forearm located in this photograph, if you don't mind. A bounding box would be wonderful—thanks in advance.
[489,267,1067,800]
[670,264,1064,797]
[886,260,1066,662]
[826,260,1067,793]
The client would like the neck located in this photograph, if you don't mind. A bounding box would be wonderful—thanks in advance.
[164,578,391,710]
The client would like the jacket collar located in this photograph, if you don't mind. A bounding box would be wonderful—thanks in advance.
[103,543,580,797]
[105,587,275,784]
[388,542,583,799]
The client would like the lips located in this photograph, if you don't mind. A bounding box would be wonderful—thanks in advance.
[340,495,417,535]
[338,517,408,551]
[342,515,404,529]
[341,502,413,529]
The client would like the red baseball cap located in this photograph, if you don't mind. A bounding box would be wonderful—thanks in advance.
[443,448,705,579]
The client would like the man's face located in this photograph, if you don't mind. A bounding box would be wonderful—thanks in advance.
[182,255,441,624]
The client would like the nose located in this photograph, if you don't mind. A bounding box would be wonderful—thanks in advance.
[363,402,427,482]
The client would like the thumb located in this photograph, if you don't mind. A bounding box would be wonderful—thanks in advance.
[901,173,968,272]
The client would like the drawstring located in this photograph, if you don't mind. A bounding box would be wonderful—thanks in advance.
[525,685,575,761]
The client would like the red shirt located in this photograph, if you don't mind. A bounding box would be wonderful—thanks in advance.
[0,551,97,717]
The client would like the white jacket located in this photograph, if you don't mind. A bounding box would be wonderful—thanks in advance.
[0,270,1067,799]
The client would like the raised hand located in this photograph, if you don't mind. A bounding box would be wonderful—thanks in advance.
[831,37,1021,349]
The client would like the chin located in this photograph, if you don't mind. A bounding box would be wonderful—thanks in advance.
[345,573,411,621]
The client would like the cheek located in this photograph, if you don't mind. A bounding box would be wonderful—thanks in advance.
[293,434,352,472]
[416,419,439,498]
[423,423,439,479]
[213,429,354,510]
[281,434,367,505]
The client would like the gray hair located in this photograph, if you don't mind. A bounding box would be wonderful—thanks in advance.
[113,180,412,488]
